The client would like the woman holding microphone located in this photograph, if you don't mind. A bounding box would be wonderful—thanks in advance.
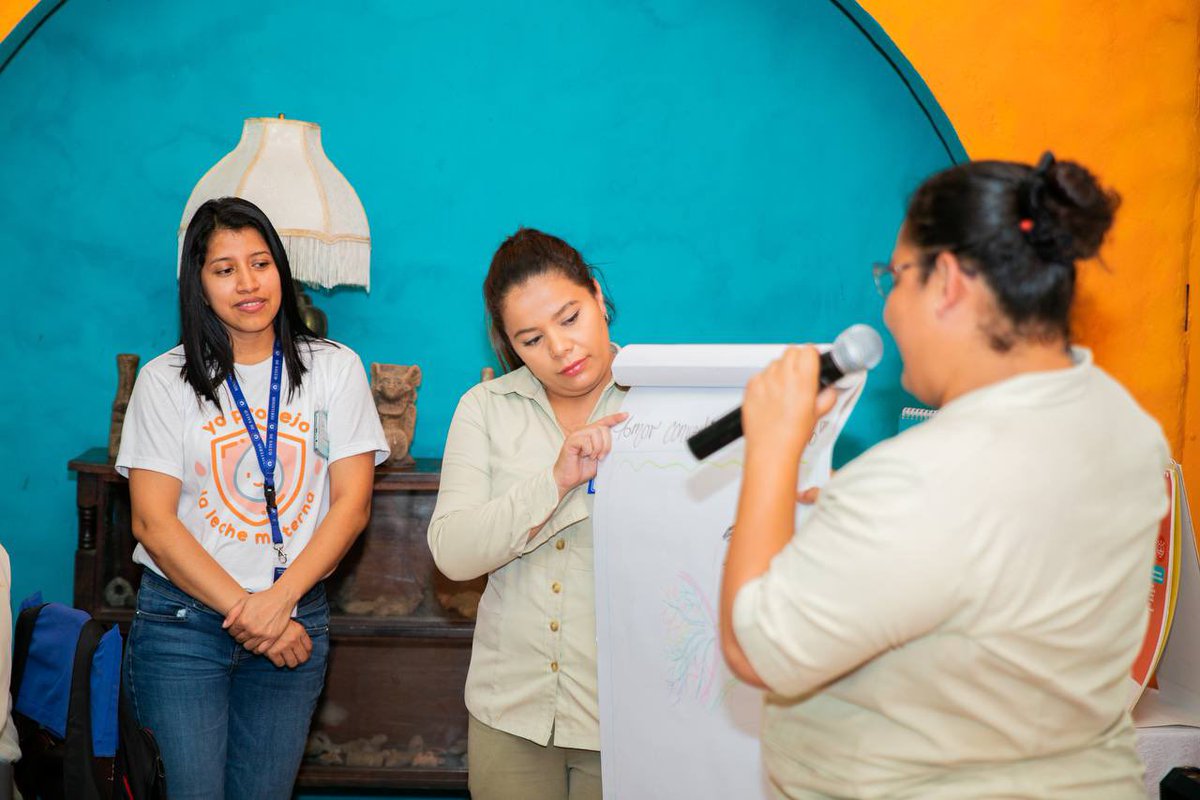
[429,228,627,800]
[721,155,1168,799]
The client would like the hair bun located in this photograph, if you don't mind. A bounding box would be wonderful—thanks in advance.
[1024,158,1120,263]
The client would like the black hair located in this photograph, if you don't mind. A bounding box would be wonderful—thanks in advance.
[178,196,318,408]
[904,153,1120,350]
[483,227,615,372]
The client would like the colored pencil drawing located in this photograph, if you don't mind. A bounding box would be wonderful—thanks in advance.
[662,570,737,709]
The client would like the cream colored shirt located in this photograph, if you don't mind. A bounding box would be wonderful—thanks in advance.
[428,365,626,750]
[734,348,1169,799]
[0,545,20,763]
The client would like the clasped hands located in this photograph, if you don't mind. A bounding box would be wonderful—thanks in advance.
[223,586,312,669]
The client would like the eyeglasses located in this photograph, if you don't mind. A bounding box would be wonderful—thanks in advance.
[871,261,916,298]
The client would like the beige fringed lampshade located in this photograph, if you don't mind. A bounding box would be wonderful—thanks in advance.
[178,116,371,290]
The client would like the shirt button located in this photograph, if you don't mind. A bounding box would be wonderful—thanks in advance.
[550,661,559,672]
[551,581,562,594]
[550,620,560,632]
[555,539,566,551]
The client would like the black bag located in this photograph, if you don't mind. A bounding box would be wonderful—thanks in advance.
[1163,767,1200,800]
[112,689,166,800]
[11,603,166,800]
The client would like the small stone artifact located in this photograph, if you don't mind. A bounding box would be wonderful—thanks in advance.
[303,731,463,770]
[436,589,481,620]
[371,363,421,468]
[341,580,424,617]
[103,576,136,608]
[108,354,139,458]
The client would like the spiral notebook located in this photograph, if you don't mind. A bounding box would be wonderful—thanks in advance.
[898,406,936,432]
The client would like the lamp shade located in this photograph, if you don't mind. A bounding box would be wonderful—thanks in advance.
[178,117,371,290]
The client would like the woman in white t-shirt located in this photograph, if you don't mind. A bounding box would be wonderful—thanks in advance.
[117,197,388,800]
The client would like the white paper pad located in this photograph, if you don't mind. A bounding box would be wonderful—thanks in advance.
[614,343,828,388]
[593,344,864,799]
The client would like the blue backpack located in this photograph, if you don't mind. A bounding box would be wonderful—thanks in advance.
[11,596,167,800]
[11,596,121,799]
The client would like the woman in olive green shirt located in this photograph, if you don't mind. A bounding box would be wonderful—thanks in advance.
[428,228,627,800]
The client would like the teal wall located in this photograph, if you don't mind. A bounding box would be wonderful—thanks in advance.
[0,0,958,795]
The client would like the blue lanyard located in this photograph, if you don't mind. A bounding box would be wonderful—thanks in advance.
[225,340,287,566]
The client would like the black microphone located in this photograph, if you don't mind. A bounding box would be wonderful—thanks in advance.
[686,324,884,460]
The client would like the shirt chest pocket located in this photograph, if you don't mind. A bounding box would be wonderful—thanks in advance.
[488,443,561,496]
[568,543,594,573]
[558,519,594,572]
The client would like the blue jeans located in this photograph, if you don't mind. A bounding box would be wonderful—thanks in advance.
[123,570,329,800]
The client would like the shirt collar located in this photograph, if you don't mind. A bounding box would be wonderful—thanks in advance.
[938,345,1094,416]
[482,364,544,399]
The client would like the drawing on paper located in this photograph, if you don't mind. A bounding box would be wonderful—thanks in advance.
[662,525,738,709]
[614,457,743,474]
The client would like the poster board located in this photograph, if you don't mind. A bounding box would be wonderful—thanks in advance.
[592,344,865,799]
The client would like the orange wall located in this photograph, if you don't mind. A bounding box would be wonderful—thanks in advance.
[0,0,37,43]
[859,0,1200,480]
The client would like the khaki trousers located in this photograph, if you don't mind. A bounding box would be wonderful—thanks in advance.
[468,714,602,800]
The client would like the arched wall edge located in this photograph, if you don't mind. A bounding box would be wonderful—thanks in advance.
[1,0,968,164]
[828,0,968,166]
[0,0,60,75]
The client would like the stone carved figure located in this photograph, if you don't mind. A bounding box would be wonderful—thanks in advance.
[371,363,421,468]
[108,354,140,458]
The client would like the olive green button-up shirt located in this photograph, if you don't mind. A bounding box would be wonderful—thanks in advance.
[428,365,626,750]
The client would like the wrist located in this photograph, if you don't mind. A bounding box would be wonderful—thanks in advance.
[550,466,572,502]
[217,589,251,616]
[269,577,302,607]
[744,445,802,490]
[744,435,806,467]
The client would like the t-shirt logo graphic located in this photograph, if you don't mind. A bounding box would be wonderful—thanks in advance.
[210,426,307,526]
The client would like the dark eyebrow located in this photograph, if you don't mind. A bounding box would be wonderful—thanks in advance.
[512,300,578,338]
[207,250,271,266]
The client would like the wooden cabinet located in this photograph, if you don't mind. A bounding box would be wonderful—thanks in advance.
[68,448,479,790]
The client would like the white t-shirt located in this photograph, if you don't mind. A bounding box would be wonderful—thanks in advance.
[116,340,389,592]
